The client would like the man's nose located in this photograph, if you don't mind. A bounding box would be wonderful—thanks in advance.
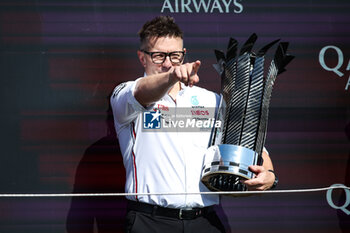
[162,56,172,68]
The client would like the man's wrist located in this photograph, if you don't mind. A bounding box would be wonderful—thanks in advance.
[268,169,278,189]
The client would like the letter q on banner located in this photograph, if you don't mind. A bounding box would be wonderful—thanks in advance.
[326,184,350,215]
[319,45,350,90]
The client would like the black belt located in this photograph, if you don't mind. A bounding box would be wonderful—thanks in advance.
[127,200,213,220]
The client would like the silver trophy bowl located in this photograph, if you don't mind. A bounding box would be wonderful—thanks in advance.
[201,144,258,192]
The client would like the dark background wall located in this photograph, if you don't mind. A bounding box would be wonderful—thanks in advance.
[0,0,349,232]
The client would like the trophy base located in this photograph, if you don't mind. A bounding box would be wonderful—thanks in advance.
[202,173,248,192]
[201,144,259,193]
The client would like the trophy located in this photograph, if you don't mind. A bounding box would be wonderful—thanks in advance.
[201,33,294,192]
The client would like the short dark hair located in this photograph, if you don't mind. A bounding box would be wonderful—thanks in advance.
[138,15,183,50]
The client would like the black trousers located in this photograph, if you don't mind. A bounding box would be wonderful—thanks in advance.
[124,208,226,233]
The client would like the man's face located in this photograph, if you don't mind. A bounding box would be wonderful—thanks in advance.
[138,36,184,76]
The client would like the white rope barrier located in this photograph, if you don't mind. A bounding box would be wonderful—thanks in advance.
[0,185,349,198]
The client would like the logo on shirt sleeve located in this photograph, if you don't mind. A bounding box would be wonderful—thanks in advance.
[143,111,162,129]
[112,82,127,98]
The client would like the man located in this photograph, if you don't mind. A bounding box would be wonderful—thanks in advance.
[111,15,276,233]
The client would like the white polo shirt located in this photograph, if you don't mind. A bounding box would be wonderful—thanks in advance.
[110,78,220,208]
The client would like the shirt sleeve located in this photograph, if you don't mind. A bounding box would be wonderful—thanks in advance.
[110,78,155,131]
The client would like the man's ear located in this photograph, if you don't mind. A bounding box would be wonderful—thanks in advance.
[137,50,146,68]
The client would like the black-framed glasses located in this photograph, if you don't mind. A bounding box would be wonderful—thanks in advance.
[141,50,185,64]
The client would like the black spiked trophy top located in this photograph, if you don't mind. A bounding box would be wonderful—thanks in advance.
[201,34,294,192]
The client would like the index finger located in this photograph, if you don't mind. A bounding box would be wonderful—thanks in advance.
[192,60,201,74]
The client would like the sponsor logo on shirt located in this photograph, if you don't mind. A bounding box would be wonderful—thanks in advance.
[191,110,209,116]
[191,96,199,106]
[154,104,169,111]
